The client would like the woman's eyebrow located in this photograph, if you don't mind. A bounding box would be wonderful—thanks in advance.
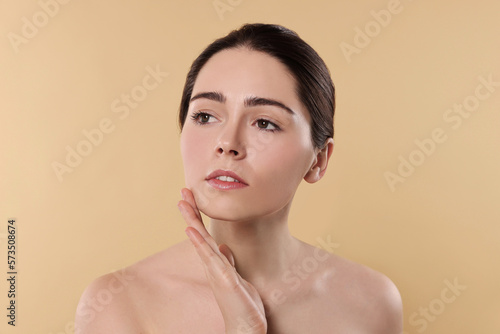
[190,91,226,103]
[244,96,295,116]
[190,91,295,116]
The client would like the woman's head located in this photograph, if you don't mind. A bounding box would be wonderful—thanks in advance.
[179,24,335,221]
[179,23,335,150]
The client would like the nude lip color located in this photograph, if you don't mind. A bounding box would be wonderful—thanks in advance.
[207,178,248,190]
[205,169,249,190]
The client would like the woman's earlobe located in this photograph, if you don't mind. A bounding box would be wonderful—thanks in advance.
[304,166,321,184]
[304,138,334,184]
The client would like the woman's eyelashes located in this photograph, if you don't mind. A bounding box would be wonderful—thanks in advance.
[190,111,282,132]
[190,111,215,124]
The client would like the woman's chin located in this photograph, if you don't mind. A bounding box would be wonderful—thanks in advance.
[200,207,240,222]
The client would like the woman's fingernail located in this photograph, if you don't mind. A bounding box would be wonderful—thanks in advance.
[180,189,186,201]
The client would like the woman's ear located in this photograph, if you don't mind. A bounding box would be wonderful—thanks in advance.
[304,138,334,184]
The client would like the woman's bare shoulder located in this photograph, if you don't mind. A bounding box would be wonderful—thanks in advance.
[75,240,203,333]
[128,239,202,279]
[316,246,403,333]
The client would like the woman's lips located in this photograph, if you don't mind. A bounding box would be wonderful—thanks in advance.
[205,169,249,190]
[205,169,248,184]
[207,178,249,190]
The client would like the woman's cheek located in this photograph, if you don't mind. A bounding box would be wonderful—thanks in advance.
[181,130,207,186]
[258,146,305,201]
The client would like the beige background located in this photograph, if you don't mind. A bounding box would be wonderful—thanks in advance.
[1,0,499,333]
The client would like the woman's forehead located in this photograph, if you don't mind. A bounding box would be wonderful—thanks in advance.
[193,49,296,101]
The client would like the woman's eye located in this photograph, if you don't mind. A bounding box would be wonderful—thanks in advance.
[191,112,280,132]
[257,119,279,131]
[198,114,211,123]
[190,112,215,124]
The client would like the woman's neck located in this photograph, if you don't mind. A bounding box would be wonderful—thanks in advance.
[207,205,302,289]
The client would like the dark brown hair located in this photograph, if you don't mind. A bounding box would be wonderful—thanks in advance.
[178,23,335,149]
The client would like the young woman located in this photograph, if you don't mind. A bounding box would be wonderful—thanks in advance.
[76,23,403,333]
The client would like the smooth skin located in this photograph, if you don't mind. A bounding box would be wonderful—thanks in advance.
[179,188,267,333]
[75,48,403,333]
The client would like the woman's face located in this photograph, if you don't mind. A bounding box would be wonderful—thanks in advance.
[180,47,319,222]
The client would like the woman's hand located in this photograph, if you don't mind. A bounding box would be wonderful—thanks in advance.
[178,188,267,334]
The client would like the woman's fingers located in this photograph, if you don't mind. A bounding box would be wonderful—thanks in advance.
[186,226,267,333]
[178,189,220,254]
[178,201,220,254]
[219,244,235,267]
[185,227,253,305]
[180,188,202,222]
[185,227,233,275]
[181,194,267,333]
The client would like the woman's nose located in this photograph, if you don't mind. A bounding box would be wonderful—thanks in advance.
[214,124,246,158]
